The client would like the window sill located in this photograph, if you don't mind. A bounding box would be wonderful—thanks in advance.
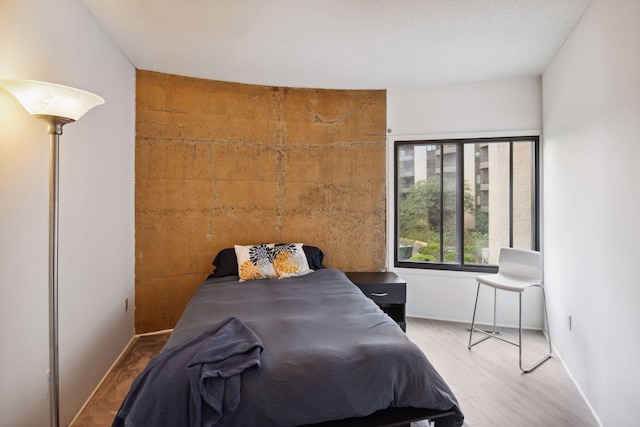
[391,265,496,279]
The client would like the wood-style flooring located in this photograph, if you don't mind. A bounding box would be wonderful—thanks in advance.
[71,318,599,427]
[406,319,599,427]
[71,332,170,426]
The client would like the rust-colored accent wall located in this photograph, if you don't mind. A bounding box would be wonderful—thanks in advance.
[135,70,386,333]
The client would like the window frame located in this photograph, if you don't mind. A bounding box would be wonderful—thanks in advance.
[393,135,540,273]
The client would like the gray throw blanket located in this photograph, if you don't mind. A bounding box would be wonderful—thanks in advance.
[112,317,264,427]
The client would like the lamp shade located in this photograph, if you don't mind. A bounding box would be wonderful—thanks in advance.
[0,79,104,121]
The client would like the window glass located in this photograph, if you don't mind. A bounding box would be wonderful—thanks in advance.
[485,142,511,265]
[512,141,534,250]
[441,144,458,263]
[396,137,538,272]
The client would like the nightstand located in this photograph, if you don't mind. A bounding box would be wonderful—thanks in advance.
[345,272,407,331]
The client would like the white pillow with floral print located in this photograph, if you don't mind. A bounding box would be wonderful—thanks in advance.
[272,243,314,279]
[234,244,278,282]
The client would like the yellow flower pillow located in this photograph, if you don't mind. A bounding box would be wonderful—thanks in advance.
[272,243,314,279]
[234,244,279,282]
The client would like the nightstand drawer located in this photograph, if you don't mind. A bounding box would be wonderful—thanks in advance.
[357,283,406,304]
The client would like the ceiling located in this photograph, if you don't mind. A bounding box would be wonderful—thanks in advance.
[81,0,591,90]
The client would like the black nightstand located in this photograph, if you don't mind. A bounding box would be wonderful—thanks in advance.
[345,272,407,331]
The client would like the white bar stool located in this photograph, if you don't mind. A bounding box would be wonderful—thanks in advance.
[468,248,552,373]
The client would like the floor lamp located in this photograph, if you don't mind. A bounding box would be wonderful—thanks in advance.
[0,79,104,427]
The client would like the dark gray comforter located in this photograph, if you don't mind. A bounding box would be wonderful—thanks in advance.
[164,268,464,426]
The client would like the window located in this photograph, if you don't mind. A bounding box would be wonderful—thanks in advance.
[395,136,539,272]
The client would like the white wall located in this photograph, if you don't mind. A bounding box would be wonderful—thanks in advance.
[387,77,544,328]
[0,1,135,425]
[542,0,640,425]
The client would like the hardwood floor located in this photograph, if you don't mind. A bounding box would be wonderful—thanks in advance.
[406,318,599,427]
[72,318,599,427]
[71,332,170,427]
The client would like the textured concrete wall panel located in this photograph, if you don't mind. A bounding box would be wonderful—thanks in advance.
[135,70,386,332]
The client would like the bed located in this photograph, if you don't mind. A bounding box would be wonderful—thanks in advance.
[114,246,464,427]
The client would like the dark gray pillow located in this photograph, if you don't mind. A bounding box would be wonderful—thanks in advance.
[301,245,325,270]
[211,248,238,278]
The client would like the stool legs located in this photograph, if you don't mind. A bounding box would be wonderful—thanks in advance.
[468,283,494,348]
[468,282,552,373]
[520,285,552,373]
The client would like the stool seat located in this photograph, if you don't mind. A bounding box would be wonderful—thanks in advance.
[476,272,539,292]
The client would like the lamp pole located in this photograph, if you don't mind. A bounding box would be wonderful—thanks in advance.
[42,116,73,427]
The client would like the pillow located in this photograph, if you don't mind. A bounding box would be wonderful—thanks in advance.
[234,244,279,282]
[212,245,325,277]
[302,245,325,270]
[272,243,314,279]
[211,248,239,277]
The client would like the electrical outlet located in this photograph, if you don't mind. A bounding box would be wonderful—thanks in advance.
[567,313,572,330]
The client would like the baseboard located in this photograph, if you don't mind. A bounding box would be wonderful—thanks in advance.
[139,327,174,337]
[406,314,544,331]
[550,345,603,427]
